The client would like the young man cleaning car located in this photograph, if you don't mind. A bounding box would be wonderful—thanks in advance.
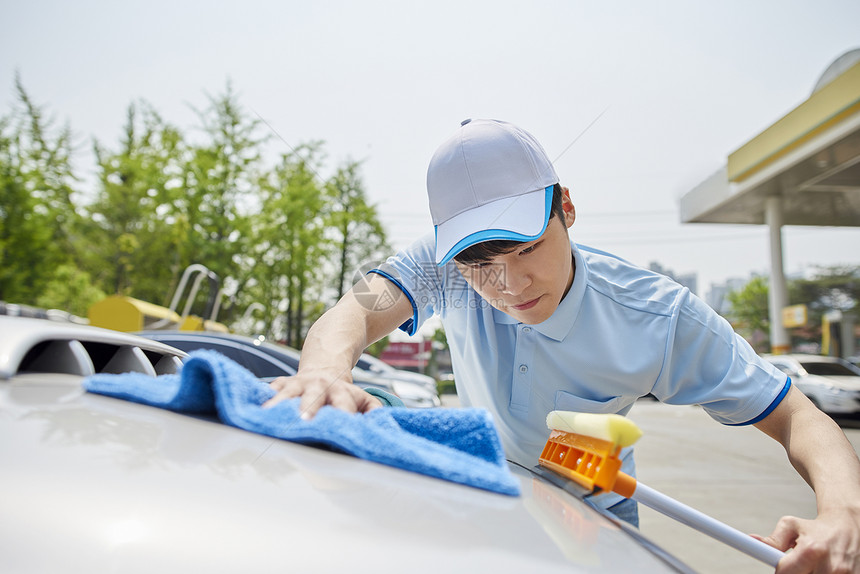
[267,119,860,573]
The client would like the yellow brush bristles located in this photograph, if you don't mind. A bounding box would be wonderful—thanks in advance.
[545,411,643,447]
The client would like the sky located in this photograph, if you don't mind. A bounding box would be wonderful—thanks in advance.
[3,0,860,304]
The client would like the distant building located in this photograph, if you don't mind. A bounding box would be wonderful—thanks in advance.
[705,277,749,315]
[648,262,699,296]
[674,272,698,297]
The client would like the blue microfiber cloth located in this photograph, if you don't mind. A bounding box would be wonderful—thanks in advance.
[83,350,520,496]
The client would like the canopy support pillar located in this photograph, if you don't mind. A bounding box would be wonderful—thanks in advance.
[766,196,790,354]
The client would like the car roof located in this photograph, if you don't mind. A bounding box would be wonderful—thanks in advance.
[2,317,688,573]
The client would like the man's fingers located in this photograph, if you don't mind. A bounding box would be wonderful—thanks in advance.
[328,391,362,414]
[764,515,802,552]
[263,376,304,408]
[268,376,289,392]
[262,375,383,419]
[360,396,384,413]
[762,515,837,574]
[333,387,383,414]
[297,384,336,419]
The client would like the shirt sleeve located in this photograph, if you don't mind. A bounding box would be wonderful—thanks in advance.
[651,288,790,425]
[368,233,444,336]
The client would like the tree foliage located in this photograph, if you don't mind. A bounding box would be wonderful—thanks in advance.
[789,265,860,320]
[86,102,185,304]
[726,275,771,352]
[251,145,329,346]
[725,266,860,353]
[170,84,266,322]
[1,78,391,344]
[325,160,389,300]
[0,75,83,311]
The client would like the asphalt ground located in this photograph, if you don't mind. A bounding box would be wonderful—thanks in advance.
[440,394,860,574]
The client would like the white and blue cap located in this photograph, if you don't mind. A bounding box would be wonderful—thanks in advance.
[428,119,559,265]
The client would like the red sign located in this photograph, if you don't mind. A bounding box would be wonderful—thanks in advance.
[381,341,432,368]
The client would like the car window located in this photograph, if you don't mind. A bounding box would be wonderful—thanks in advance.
[801,361,860,377]
[162,340,295,378]
[256,342,301,369]
[355,357,371,371]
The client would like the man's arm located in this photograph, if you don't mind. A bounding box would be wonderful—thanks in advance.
[753,385,860,573]
[263,274,414,418]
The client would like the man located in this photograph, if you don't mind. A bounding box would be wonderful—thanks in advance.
[267,119,860,572]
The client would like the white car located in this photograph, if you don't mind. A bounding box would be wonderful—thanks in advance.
[764,353,860,414]
[0,315,691,573]
[356,352,440,394]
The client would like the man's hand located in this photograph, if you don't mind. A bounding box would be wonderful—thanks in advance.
[753,385,860,573]
[263,370,383,419]
[258,272,411,419]
[754,505,860,573]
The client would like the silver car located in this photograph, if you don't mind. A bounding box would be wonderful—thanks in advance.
[764,353,860,414]
[356,352,439,393]
[0,315,691,573]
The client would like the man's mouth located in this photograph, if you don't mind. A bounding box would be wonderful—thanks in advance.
[512,297,541,311]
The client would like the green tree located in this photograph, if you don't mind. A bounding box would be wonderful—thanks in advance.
[173,82,267,322]
[35,264,105,314]
[788,265,859,352]
[325,160,389,300]
[85,102,185,304]
[726,275,770,352]
[725,267,860,354]
[789,265,860,325]
[251,145,328,345]
[0,76,81,308]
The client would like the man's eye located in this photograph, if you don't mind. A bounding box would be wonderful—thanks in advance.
[520,245,537,255]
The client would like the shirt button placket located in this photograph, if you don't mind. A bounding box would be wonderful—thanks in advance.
[510,325,535,414]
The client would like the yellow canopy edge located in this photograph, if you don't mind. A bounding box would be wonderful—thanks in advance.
[728,59,860,182]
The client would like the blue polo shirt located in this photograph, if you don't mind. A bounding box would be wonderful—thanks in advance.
[371,234,790,508]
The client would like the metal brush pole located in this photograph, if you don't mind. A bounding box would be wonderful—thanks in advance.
[633,482,785,568]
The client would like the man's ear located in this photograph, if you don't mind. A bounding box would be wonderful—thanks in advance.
[561,186,576,228]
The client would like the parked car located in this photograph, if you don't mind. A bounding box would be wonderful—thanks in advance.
[138,331,441,408]
[356,352,439,394]
[1,315,691,573]
[763,353,860,414]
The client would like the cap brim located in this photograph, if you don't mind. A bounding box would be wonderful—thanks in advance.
[435,186,553,265]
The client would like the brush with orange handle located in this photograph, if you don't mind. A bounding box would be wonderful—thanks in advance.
[539,411,785,568]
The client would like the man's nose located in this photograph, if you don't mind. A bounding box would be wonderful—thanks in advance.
[499,264,531,296]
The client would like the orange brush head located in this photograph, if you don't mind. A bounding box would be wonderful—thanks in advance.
[538,412,641,498]
[539,430,624,494]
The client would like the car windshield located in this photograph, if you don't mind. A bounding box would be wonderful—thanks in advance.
[801,361,860,377]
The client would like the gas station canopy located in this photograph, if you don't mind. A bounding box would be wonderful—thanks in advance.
[680,49,860,355]
[681,49,860,227]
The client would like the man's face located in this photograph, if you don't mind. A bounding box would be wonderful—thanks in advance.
[454,190,576,325]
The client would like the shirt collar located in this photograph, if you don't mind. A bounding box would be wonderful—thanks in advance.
[491,241,586,341]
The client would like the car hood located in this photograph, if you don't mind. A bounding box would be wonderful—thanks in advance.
[1,375,687,573]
